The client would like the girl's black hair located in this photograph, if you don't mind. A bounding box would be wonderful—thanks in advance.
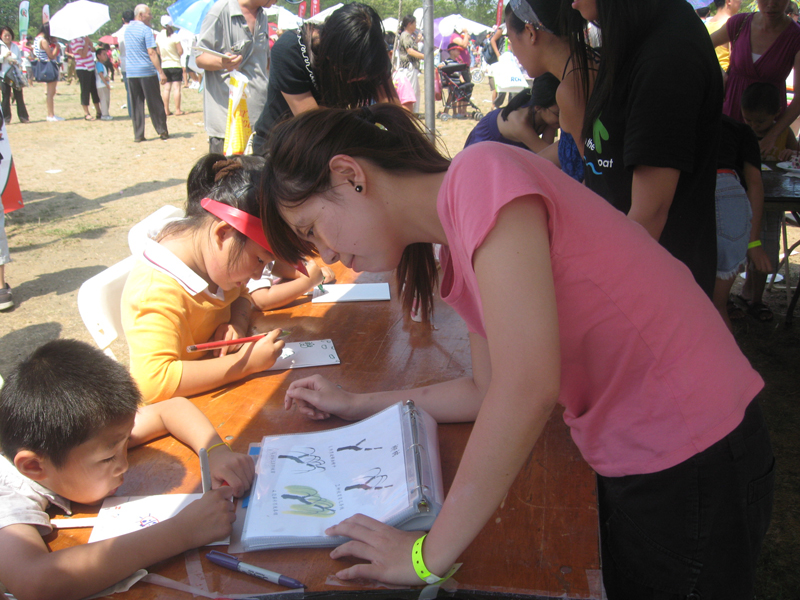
[262,104,450,324]
[38,23,52,44]
[160,153,267,266]
[314,3,398,108]
[399,14,416,34]
[0,26,15,40]
[505,0,564,36]
[566,0,661,142]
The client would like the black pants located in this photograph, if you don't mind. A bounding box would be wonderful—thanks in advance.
[76,69,99,106]
[1,81,27,122]
[128,75,168,141]
[598,400,774,600]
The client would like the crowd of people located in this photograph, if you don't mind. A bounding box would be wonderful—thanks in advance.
[0,0,796,599]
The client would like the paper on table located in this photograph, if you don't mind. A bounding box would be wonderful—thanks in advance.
[266,339,340,371]
[311,283,390,303]
[87,494,229,545]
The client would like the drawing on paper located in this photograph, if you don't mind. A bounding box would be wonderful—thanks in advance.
[337,438,383,452]
[344,467,394,491]
[281,485,336,516]
[277,447,326,473]
[138,514,160,528]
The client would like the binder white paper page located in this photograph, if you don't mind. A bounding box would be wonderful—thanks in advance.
[244,404,408,540]
[311,283,390,303]
[88,494,229,545]
[267,339,340,371]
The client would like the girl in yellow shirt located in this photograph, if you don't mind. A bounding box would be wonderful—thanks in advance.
[122,154,302,402]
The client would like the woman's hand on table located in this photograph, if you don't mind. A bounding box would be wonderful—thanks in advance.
[778,148,798,162]
[207,447,256,497]
[284,374,358,420]
[326,514,427,585]
[748,245,773,275]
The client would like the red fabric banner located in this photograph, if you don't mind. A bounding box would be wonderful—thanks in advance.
[496,0,504,27]
[297,2,306,18]
[310,0,319,16]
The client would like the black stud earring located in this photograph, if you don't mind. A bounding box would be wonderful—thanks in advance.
[355,185,363,193]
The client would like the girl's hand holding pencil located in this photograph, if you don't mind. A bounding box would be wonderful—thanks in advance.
[212,322,249,356]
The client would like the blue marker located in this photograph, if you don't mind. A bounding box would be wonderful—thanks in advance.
[206,551,304,589]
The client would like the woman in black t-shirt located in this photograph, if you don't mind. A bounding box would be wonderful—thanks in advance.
[567,0,722,299]
[251,3,397,155]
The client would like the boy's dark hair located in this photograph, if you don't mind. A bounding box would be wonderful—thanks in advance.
[384,31,396,51]
[0,339,141,467]
[741,82,782,116]
[122,9,134,23]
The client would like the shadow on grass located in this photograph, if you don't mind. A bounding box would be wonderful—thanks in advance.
[0,322,62,378]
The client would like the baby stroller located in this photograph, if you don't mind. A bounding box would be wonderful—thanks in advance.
[437,61,483,121]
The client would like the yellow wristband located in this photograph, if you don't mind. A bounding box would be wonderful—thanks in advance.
[411,534,458,585]
[207,441,230,454]
[748,240,762,249]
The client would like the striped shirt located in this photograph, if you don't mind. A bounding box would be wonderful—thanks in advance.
[34,35,51,61]
[69,37,95,70]
[124,20,157,78]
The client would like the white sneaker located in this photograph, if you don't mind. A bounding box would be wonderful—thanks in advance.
[100,115,112,121]
[120,103,127,110]
[46,115,64,122]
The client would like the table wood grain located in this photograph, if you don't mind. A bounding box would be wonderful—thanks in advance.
[47,265,600,599]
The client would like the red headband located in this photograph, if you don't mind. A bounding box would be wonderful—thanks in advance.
[200,198,308,276]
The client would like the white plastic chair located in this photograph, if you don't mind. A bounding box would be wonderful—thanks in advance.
[128,205,185,256]
[77,255,138,360]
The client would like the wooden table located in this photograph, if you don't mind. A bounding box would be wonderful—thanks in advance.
[761,166,800,322]
[48,266,601,599]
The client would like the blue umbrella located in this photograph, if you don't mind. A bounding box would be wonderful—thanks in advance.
[168,0,216,35]
[685,0,714,8]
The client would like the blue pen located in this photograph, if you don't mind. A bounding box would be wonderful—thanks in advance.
[206,551,305,589]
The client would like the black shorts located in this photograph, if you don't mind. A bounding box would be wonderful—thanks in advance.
[597,399,774,600]
[163,68,183,83]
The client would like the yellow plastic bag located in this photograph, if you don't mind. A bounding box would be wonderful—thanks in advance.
[223,70,251,156]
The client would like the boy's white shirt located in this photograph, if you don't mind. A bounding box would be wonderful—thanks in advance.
[0,454,72,536]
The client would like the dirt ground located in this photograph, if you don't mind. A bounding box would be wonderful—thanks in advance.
[0,76,798,598]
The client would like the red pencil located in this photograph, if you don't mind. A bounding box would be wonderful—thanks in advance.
[187,330,289,353]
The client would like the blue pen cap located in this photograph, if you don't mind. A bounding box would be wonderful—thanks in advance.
[206,550,241,570]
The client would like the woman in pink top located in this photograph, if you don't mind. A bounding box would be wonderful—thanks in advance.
[261,104,773,600]
[711,0,800,152]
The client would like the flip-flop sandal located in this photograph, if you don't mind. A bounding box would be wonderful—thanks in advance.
[746,301,773,322]
[727,300,745,321]
[84,115,95,121]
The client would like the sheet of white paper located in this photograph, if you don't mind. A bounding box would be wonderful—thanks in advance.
[87,494,229,545]
[244,404,408,540]
[267,339,340,371]
[311,283,390,303]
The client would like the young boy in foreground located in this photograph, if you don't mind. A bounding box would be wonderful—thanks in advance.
[0,339,255,600]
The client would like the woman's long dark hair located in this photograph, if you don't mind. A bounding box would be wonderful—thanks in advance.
[399,15,415,34]
[313,3,397,108]
[566,0,660,142]
[262,105,450,323]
